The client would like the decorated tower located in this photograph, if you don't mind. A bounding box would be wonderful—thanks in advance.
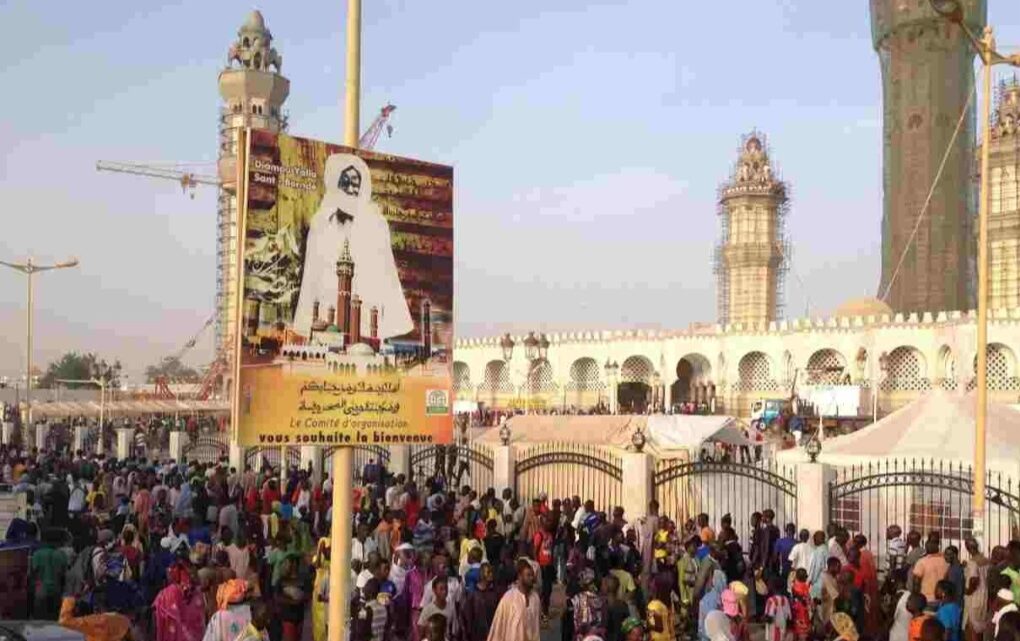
[714,133,789,326]
[985,78,1020,310]
[217,10,290,359]
[351,295,363,345]
[870,0,985,313]
[336,239,355,337]
[421,299,432,360]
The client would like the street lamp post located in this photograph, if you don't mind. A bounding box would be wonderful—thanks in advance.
[0,257,79,426]
[928,0,1020,538]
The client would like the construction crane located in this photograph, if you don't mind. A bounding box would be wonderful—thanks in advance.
[96,103,397,197]
[151,313,217,399]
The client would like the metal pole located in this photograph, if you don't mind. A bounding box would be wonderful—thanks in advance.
[974,26,994,529]
[26,261,33,427]
[329,1,360,639]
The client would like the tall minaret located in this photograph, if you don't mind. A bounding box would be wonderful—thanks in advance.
[715,133,789,326]
[336,239,355,337]
[985,79,1020,310]
[421,300,432,359]
[871,0,984,313]
[217,10,290,359]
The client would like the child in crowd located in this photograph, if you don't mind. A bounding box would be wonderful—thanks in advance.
[936,580,962,641]
[764,575,792,641]
[908,593,931,641]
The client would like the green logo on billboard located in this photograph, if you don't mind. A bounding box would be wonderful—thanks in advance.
[426,389,450,415]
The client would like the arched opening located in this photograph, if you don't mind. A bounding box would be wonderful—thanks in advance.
[881,346,930,391]
[737,351,778,392]
[671,353,712,407]
[618,355,653,413]
[453,362,471,394]
[568,357,603,410]
[806,348,848,384]
[971,343,1018,391]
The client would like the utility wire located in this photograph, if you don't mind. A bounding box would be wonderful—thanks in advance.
[879,77,977,303]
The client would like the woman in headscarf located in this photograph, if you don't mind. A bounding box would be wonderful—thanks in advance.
[699,569,729,641]
[311,538,330,641]
[621,617,645,641]
[202,578,252,641]
[153,562,206,641]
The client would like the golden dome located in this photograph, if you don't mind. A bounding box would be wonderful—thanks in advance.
[833,297,893,318]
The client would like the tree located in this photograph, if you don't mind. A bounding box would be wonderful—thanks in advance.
[145,356,201,383]
[39,352,122,389]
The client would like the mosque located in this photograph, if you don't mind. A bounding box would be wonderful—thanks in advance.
[450,2,1020,419]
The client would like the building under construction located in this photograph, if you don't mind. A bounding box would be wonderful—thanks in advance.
[215,11,291,366]
[986,78,1020,311]
[714,132,790,327]
[870,0,984,314]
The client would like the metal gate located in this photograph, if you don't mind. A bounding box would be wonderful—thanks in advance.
[183,434,228,464]
[410,444,495,491]
[245,446,300,471]
[323,445,391,482]
[829,459,1020,566]
[654,459,798,551]
[515,443,622,511]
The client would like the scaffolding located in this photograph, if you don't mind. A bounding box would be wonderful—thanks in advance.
[714,130,791,326]
[986,76,1020,311]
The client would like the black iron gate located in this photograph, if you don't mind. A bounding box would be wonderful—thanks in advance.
[183,434,228,464]
[654,459,798,551]
[515,443,623,511]
[410,444,494,491]
[829,459,1020,564]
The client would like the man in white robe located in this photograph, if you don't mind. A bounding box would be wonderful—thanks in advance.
[292,152,412,342]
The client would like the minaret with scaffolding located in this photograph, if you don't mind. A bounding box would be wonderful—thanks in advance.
[985,77,1020,311]
[216,11,290,364]
[714,133,790,326]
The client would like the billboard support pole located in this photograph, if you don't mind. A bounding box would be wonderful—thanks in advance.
[329,0,360,639]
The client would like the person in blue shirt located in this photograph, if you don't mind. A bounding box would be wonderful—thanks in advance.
[775,523,798,583]
[935,579,962,641]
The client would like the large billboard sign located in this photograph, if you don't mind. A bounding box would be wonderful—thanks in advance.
[233,129,454,447]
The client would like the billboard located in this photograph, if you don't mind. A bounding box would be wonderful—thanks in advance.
[233,129,453,447]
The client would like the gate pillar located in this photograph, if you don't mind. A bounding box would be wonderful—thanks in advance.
[35,423,48,452]
[389,445,411,480]
[228,443,244,472]
[116,428,132,460]
[73,425,87,454]
[796,462,834,533]
[169,431,185,462]
[493,445,516,495]
[1,422,12,446]
[622,451,655,523]
[300,446,322,484]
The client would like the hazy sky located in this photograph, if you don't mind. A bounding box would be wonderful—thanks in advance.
[2,1,1019,383]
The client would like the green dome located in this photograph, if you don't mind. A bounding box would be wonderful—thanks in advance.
[326,324,340,333]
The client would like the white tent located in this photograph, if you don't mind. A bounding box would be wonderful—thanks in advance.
[777,390,1020,472]
[646,415,755,454]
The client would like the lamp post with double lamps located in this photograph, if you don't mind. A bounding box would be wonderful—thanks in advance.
[927,0,1020,541]
[0,256,79,426]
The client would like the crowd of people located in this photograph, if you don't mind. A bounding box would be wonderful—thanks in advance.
[2,441,1020,641]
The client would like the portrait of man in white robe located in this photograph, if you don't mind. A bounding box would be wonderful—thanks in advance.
[291,152,413,343]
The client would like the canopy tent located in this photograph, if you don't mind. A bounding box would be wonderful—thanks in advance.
[29,399,229,419]
[776,390,1020,471]
[474,413,754,453]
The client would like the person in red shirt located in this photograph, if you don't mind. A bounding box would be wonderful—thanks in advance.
[532,513,556,622]
[260,479,281,539]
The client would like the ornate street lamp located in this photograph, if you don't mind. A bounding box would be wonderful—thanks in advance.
[500,333,515,361]
[631,427,647,453]
[499,420,511,446]
[538,333,550,361]
[523,331,539,361]
[805,436,822,463]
